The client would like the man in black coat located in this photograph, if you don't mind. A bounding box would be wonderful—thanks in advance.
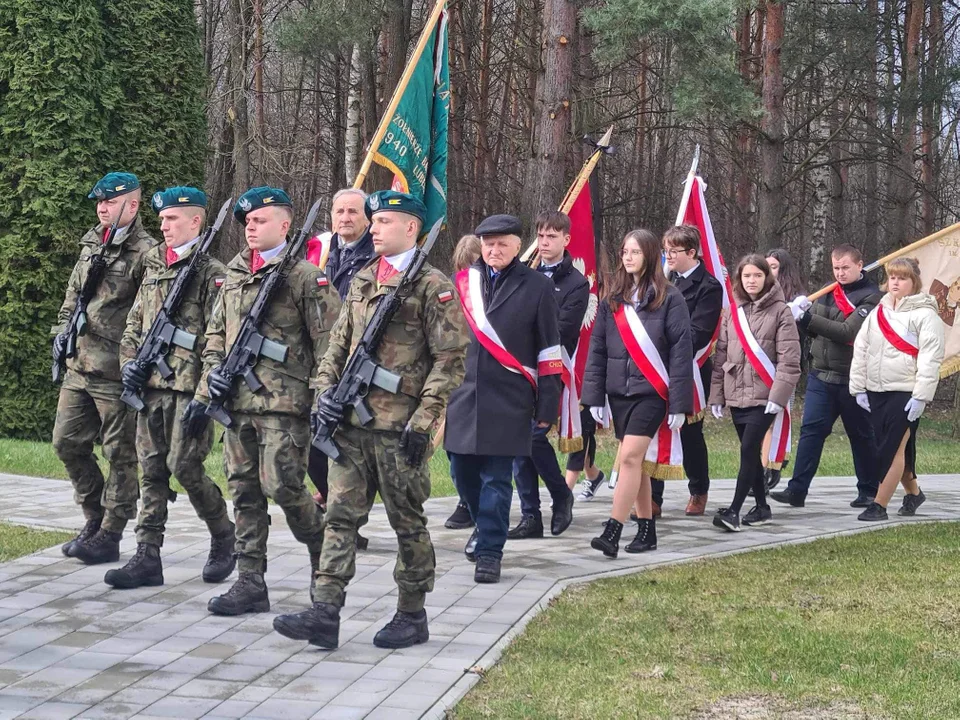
[445,214,563,584]
[508,211,588,540]
[651,225,724,516]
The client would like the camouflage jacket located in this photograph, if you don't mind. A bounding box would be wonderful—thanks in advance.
[120,241,227,395]
[315,258,469,434]
[197,246,341,416]
[54,216,157,384]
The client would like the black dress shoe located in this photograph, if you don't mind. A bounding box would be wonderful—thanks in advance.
[770,489,805,507]
[550,493,574,536]
[464,529,478,563]
[474,555,501,583]
[850,494,876,508]
[507,514,543,540]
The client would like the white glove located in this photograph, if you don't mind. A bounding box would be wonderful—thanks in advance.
[788,295,811,321]
[667,413,685,431]
[764,401,783,415]
[711,404,724,419]
[856,393,871,413]
[589,406,605,424]
[904,398,926,422]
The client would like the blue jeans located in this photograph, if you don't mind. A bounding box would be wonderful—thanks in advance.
[449,453,514,560]
[513,422,573,518]
[787,373,879,497]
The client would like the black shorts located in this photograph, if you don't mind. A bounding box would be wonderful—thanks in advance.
[608,394,666,440]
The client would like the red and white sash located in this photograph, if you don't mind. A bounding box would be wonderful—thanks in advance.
[455,268,562,392]
[730,306,792,469]
[557,345,582,452]
[612,304,684,480]
[833,285,855,318]
[876,304,919,357]
[690,342,713,421]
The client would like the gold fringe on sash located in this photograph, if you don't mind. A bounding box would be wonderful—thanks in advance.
[686,410,705,423]
[558,436,584,453]
[642,460,685,481]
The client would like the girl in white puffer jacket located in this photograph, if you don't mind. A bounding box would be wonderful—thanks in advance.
[849,257,945,521]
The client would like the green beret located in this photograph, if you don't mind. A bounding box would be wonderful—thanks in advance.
[365,190,426,223]
[234,186,293,224]
[151,186,207,213]
[88,172,140,200]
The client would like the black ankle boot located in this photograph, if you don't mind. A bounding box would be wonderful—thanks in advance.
[373,609,429,649]
[591,518,623,558]
[63,516,101,557]
[73,529,122,565]
[104,543,163,588]
[203,523,236,583]
[626,517,657,553]
[273,602,340,648]
[208,572,270,615]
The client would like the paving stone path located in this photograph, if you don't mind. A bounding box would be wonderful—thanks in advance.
[0,472,957,720]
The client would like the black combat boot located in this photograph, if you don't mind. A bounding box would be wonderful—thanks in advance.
[62,517,101,557]
[356,533,369,551]
[625,518,657,553]
[591,518,623,558]
[207,572,270,615]
[203,524,236,583]
[273,602,340,648]
[104,543,163,589]
[373,609,429,649]
[73,529,121,565]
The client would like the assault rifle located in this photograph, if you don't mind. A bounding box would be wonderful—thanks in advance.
[120,198,233,411]
[311,221,442,461]
[205,199,323,428]
[52,201,128,384]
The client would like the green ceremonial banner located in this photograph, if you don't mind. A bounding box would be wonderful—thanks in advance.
[372,8,449,235]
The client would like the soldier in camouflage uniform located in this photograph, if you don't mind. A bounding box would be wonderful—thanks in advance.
[198,187,341,616]
[53,172,157,565]
[273,190,468,650]
[105,186,236,590]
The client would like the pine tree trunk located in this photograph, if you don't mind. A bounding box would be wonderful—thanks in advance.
[757,0,785,245]
[891,0,923,246]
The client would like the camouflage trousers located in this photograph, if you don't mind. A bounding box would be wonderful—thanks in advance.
[135,390,231,546]
[52,375,139,533]
[313,424,435,612]
[223,413,323,574]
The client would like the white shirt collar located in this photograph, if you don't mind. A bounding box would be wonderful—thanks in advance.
[259,241,287,262]
[382,246,417,273]
[678,261,700,279]
[172,236,201,259]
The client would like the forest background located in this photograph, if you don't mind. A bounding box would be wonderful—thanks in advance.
[1,0,957,437]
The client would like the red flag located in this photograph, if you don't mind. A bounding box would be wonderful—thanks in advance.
[675,174,734,311]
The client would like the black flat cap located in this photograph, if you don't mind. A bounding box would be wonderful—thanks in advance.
[474,214,522,237]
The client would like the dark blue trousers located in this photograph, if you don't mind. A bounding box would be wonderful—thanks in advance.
[449,453,514,560]
[787,373,879,497]
[513,422,573,518]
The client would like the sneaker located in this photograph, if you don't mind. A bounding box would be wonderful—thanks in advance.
[712,508,741,532]
[576,472,606,502]
[444,501,474,530]
[770,489,806,507]
[898,489,926,517]
[857,502,888,522]
[742,505,773,526]
[850,493,875,508]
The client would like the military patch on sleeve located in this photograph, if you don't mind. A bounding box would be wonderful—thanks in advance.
[317,276,329,287]
[214,277,225,288]
[438,290,454,303]
[857,306,869,318]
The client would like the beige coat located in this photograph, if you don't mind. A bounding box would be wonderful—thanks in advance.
[709,283,801,409]
[849,292,945,402]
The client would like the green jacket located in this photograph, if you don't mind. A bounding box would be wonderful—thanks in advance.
[120,241,227,395]
[799,275,881,385]
[315,258,469,434]
[54,216,157,384]
[197,246,341,416]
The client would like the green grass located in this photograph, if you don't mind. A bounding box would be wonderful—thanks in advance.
[0,522,73,562]
[2,406,956,500]
[453,522,960,720]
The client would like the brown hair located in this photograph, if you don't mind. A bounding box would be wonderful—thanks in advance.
[535,210,571,235]
[733,254,776,303]
[662,224,701,255]
[832,243,863,263]
[453,234,481,272]
[886,257,922,295]
[606,229,668,311]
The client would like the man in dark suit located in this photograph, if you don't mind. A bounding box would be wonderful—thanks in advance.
[445,214,563,584]
[508,211,588,539]
[651,224,724,516]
